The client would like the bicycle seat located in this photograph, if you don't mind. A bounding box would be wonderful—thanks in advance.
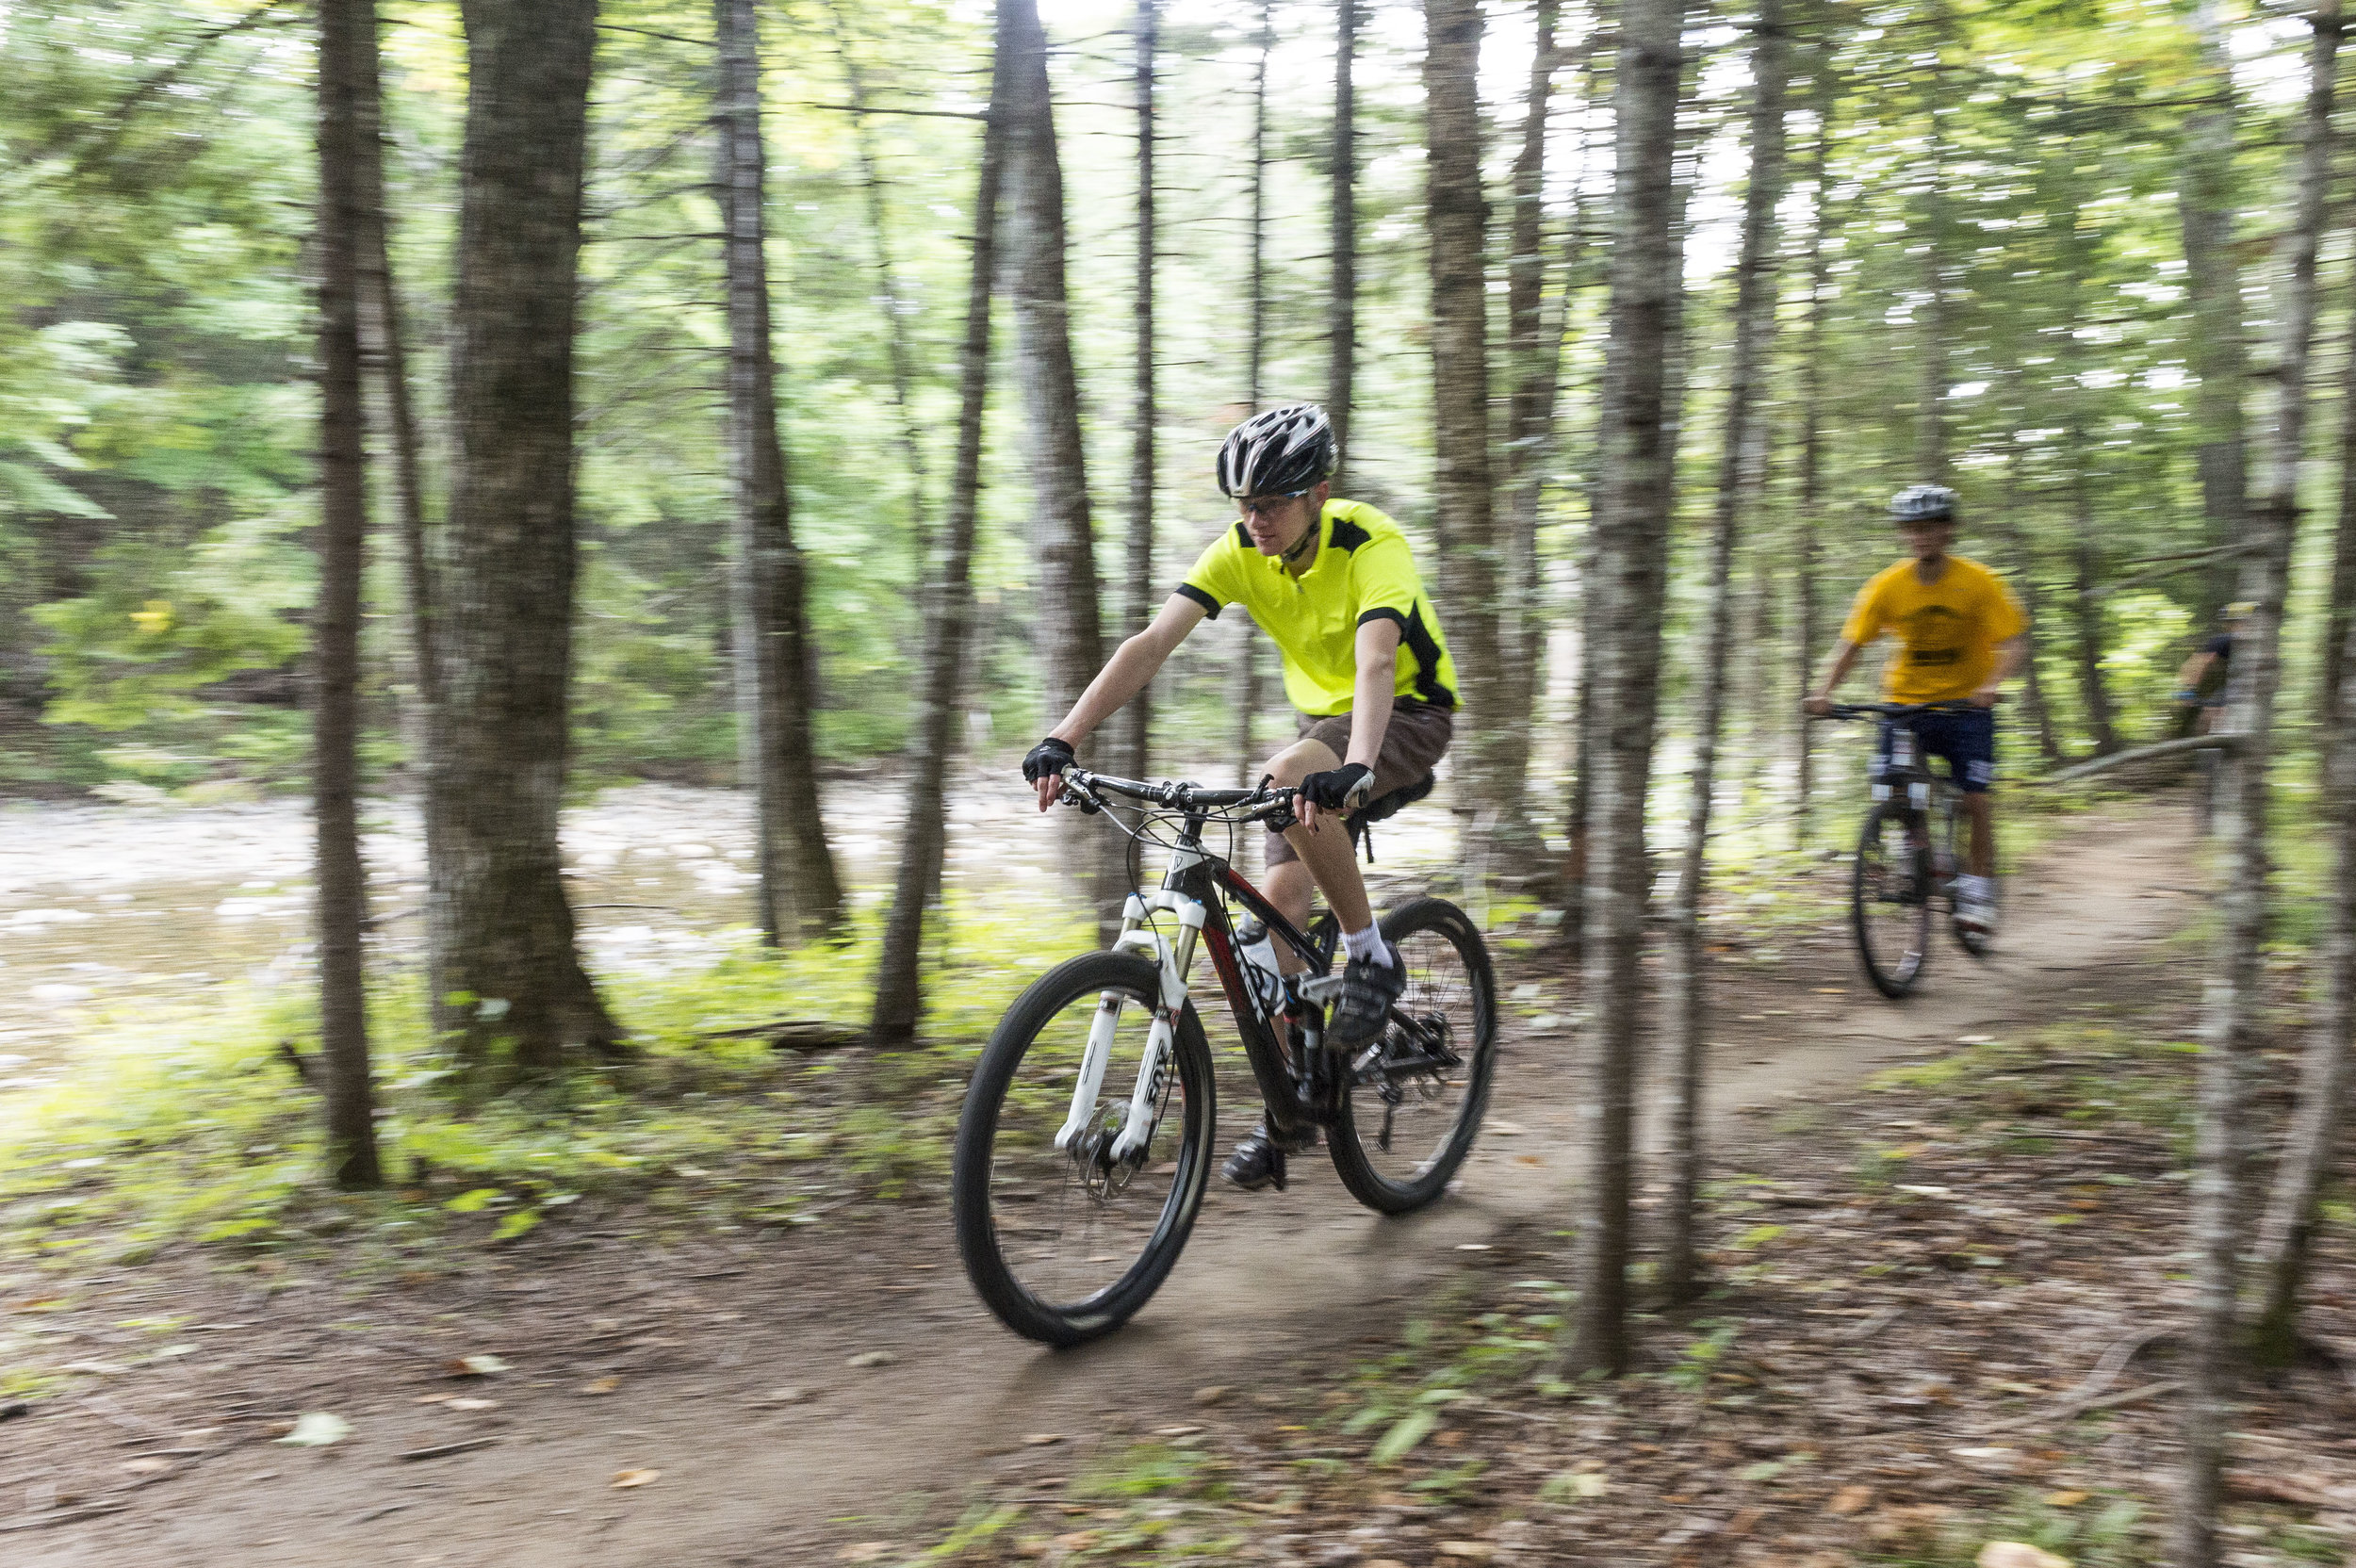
[1347,773,1435,860]
[1357,772,1434,825]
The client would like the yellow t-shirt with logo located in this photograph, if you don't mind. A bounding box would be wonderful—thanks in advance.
[1176,498,1458,717]
[1840,555,2026,705]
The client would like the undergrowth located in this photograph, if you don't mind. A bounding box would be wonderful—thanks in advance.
[0,890,1088,1277]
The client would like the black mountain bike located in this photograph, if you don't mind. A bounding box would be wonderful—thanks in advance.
[951,765,1498,1347]
[1819,701,1993,999]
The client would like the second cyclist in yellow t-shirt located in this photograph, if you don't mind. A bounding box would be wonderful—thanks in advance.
[1805,485,2028,935]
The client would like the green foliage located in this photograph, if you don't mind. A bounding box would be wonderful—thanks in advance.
[0,889,1088,1270]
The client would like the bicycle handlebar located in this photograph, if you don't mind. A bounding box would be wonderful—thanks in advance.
[1055,764,1297,824]
[1815,699,1986,722]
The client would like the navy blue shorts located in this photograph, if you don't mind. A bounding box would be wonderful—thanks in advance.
[1875,707,1997,794]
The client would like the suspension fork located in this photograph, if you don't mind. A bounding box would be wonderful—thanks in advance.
[1055,853,1211,1160]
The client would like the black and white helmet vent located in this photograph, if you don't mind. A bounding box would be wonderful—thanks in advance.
[1889,483,1958,522]
[1217,403,1339,498]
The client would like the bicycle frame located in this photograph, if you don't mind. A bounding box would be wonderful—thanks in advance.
[1054,809,1335,1160]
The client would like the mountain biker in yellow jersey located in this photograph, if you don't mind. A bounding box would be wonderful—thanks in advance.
[1020,403,1461,1191]
[1805,485,2027,936]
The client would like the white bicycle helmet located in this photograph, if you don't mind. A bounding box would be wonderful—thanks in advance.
[1889,483,1958,523]
[1216,403,1338,498]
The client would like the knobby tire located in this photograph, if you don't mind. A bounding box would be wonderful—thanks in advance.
[1327,896,1499,1214]
[952,952,1215,1347]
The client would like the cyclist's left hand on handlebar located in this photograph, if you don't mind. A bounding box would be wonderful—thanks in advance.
[1298,762,1373,830]
[1023,736,1074,812]
[1968,687,2002,709]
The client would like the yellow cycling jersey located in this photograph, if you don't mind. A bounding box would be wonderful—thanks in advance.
[1841,554,2027,705]
[1177,498,1458,717]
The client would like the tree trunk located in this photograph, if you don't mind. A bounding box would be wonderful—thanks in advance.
[1330,0,1358,483]
[870,35,1009,1047]
[315,0,382,1189]
[2242,0,2348,1374]
[1792,52,1836,848]
[1424,0,1510,846]
[1998,431,2067,769]
[1917,0,1951,484]
[2175,5,2334,1561]
[1495,0,1561,850]
[827,2,932,551]
[2322,305,2356,733]
[2250,597,2356,1360]
[2067,481,2119,755]
[1236,0,1273,784]
[1004,0,1115,921]
[2178,0,2253,628]
[1661,0,1789,1305]
[717,0,846,948]
[432,0,617,1071]
[1566,0,1684,1379]
[1108,0,1157,785]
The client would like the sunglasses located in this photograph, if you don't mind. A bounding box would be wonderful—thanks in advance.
[1236,487,1313,519]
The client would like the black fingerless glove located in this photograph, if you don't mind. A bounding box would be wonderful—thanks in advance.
[1300,761,1374,811]
[1022,736,1075,784]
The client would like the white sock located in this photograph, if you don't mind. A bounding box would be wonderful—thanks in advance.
[1342,923,1395,968]
[1956,874,1993,903]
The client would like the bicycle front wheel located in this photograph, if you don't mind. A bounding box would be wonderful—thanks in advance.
[951,952,1215,1347]
[1853,802,1932,998]
[1328,897,1498,1214]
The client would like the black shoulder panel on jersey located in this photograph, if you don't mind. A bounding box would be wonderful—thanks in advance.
[1401,602,1455,709]
[1327,515,1372,552]
[1233,521,1252,551]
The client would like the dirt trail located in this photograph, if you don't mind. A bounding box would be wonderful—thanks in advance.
[12,801,2196,1567]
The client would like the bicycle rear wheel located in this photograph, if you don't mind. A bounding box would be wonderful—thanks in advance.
[1853,802,1932,998]
[952,953,1214,1347]
[1327,897,1498,1214]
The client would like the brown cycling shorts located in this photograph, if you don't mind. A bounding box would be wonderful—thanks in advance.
[1264,700,1454,868]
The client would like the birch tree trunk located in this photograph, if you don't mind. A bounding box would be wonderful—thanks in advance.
[1792,51,1836,847]
[1424,0,1511,841]
[1661,0,1789,1305]
[315,0,382,1188]
[1330,0,1358,483]
[1004,0,1115,921]
[2175,6,2335,1560]
[432,0,618,1070]
[870,41,1009,1046]
[2244,0,2349,1377]
[1236,0,1272,784]
[717,0,845,948]
[1108,0,1157,785]
[1495,0,1561,841]
[1568,0,1685,1378]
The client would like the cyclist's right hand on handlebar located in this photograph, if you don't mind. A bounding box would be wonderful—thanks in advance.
[1023,736,1074,812]
[1802,694,1834,718]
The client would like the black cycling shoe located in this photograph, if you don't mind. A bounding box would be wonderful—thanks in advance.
[1327,948,1406,1046]
[1221,1121,1317,1193]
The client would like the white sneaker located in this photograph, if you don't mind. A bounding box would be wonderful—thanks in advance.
[1957,895,1997,934]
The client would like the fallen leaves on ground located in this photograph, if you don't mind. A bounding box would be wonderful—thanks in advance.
[275,1412,351,1447]
[610,1468,660,1489]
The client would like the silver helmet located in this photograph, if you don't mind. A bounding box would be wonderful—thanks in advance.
[1216,403,1338,498]
[1889,483,1958,523]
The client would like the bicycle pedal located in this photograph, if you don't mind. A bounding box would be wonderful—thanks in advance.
[1297,973,1347,1006]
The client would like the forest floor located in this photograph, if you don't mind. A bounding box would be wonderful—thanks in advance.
[5,793,2347,1568]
